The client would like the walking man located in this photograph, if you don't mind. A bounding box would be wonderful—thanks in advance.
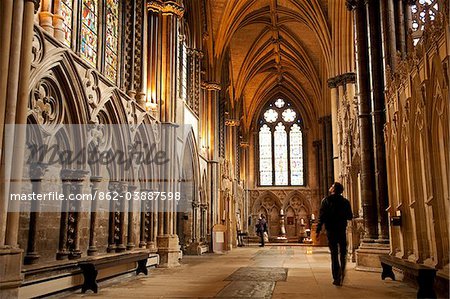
[256,214,268,247]
[316,182,353,286]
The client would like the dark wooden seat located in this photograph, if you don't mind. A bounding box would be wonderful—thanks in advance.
[78,251,150,293]
[379,254,437,299]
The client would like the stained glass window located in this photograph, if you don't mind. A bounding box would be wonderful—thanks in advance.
[61,0,73,47]
[264,109,278,123]
[81,0,98,66]
[259,124,273,186]
[274,122,288,185]
[275,98,285,108]
[258,99,304,186]
[290,124,303,185]
[105,0,119,81]
[282,108,296,122]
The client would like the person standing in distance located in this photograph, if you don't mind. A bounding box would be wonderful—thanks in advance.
[256,214,268,247]
[316,182,353,286]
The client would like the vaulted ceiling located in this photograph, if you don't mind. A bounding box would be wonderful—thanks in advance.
[207,0,334,132]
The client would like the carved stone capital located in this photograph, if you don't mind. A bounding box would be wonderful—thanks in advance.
[147,1,184,17]
[225,118,240,127]
[29,163,48,179]
[328,72,356,88]
[201,82,221,91]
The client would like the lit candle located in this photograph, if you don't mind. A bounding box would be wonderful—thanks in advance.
[311,213,315,220]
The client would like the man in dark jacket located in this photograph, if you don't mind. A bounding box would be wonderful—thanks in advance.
[316,182,353,286]
[256,214,268,247]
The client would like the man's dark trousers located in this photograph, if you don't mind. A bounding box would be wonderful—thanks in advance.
[327,229,347,282]
[260,232,265,246]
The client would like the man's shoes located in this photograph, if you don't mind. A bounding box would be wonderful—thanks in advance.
[259,245,264,247]
[332,279,342,286]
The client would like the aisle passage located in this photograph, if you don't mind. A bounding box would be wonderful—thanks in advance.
[71,246,416,299]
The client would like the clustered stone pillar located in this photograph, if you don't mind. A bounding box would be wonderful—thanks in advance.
[147,0,184,267]
[202,82,221,236]
[347,0,392,269]
[367,0,390,242]
[327,73,356,183]
[351,0,378,241]
[0,4,40,295]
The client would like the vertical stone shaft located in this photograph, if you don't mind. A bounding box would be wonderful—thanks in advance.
[116,183,127,252]
[396,0,406,58]
[5,0,38,246]
[386,0,397,69]
[329,82,340,179]
[325,116,334,185]
[368,0,390,241]
[353,0,378,240]
[52,0,64,42]
[107,182,117,252]
[320,118,328,195]
[0,0,23,246]
[88,176,102,256]
[127,185,137,250]
[57,177,70,260]
[313,141,323,199]
[24,164,47,264]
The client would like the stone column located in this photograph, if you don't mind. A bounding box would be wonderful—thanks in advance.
[384,0,398,70]
[24,164,47,264]
[38,0,54,34]
[67,171,88,260]
[313,140,324,199]
[320,119,329,196]
[349,0,378,241]
[324,116,334,185]
[5,0,40,247]
[367,0,390,242]
[57,175,70,260]
[395,0,406,59]
[125,0,138,97]
[328,78,340,180]
[107,182,118,253]
[87,176,102,256]
[0,0,23,247]
[148,0,184,267]
[202,82,221,234]
[0,1,14,191]
[115,183,128,253]
[127,185,137,250]
[52,0,64,42]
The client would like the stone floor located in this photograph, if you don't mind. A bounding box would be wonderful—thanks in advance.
[68,245,417,299]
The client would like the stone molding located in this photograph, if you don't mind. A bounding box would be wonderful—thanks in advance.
[327,72,356,88]
[147,1,184,17]
[201,82,221,91]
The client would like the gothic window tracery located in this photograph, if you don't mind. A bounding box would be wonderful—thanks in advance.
[410,0,439,45]
[258,99,305,186]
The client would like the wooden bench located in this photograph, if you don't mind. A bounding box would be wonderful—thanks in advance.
[78,251,150,293]
[379,254,437,299]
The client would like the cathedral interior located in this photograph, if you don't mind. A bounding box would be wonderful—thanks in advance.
[0,0,448,298]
